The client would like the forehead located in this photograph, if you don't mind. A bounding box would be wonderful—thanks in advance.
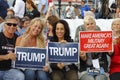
[81,1,85,3]
[24,20,30,23]
[56,23,64,27]
[84,19,95,24]
[33,21,41,25]
[31,21,42,27]
[113,21,120,24]
[5,19,17,23]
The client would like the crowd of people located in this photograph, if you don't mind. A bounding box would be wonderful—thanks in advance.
[0,0,120,80]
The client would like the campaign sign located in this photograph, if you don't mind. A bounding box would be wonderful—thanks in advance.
[79,31,113,52]
[14,47,46,69]
[48,42,79,63]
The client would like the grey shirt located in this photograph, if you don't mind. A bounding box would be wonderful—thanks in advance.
[74,24,101,42]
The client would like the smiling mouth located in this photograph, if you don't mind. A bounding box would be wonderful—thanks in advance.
[57,33,63,36]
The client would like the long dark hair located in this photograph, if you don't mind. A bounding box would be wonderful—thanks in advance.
[52,19,72,42]
[26,0,38,11]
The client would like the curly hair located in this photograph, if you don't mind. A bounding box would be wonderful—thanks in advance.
[52,19,72,42]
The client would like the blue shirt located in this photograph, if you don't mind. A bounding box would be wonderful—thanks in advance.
[80,5,90,18]
[0,0,9,19]
[15,28,26,36]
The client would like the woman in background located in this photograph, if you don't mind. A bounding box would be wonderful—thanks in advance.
[46,15,59,41]
[25,0,40,19]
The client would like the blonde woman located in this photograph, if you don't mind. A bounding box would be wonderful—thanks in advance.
[78,16,109,80]
[16,18,49,80]
[109,18,120,80]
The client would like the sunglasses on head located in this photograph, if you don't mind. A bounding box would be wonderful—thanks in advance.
[5,23,18,27]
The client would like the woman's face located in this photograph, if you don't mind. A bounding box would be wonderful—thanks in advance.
[112,21,120,31]
[116,8,120,13]
[30,21,42,36]
[23,20,30,28]
[26,2,31,10]
[84,20,96,31]
[55,23,65,40]
[46,20,52,30]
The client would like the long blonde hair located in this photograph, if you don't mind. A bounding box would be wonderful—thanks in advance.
[20,18,46,48]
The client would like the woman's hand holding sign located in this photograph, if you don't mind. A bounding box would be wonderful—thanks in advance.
[57,63,65,69]
[80,51,86,61]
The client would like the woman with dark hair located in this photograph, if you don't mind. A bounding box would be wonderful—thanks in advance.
[50,19,78,80]
[25,0,40,19]
[112,6,120,18]
[51,20,72,42]
[46,15,59,41]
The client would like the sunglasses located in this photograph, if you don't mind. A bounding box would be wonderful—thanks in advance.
[5,23,18,27]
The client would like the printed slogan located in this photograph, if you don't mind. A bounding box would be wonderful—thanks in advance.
[14,47,46,69]
[79,31,113,52]
[48,42,79,63]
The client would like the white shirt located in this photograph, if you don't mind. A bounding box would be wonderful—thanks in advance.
[13,0,25,18]
[109,0,115,8]
[65,6,75,18]
[7,0,14,7]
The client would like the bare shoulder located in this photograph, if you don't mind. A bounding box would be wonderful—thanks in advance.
[15,35,23,46]
[16,35,23,42]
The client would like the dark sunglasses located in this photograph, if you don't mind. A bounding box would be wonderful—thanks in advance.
[5,23,18,27]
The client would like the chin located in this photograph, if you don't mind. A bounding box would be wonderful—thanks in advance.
[58,36,63,39]
[33,33,39,36]
[32,32,38,35]
[32,34,37,37]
